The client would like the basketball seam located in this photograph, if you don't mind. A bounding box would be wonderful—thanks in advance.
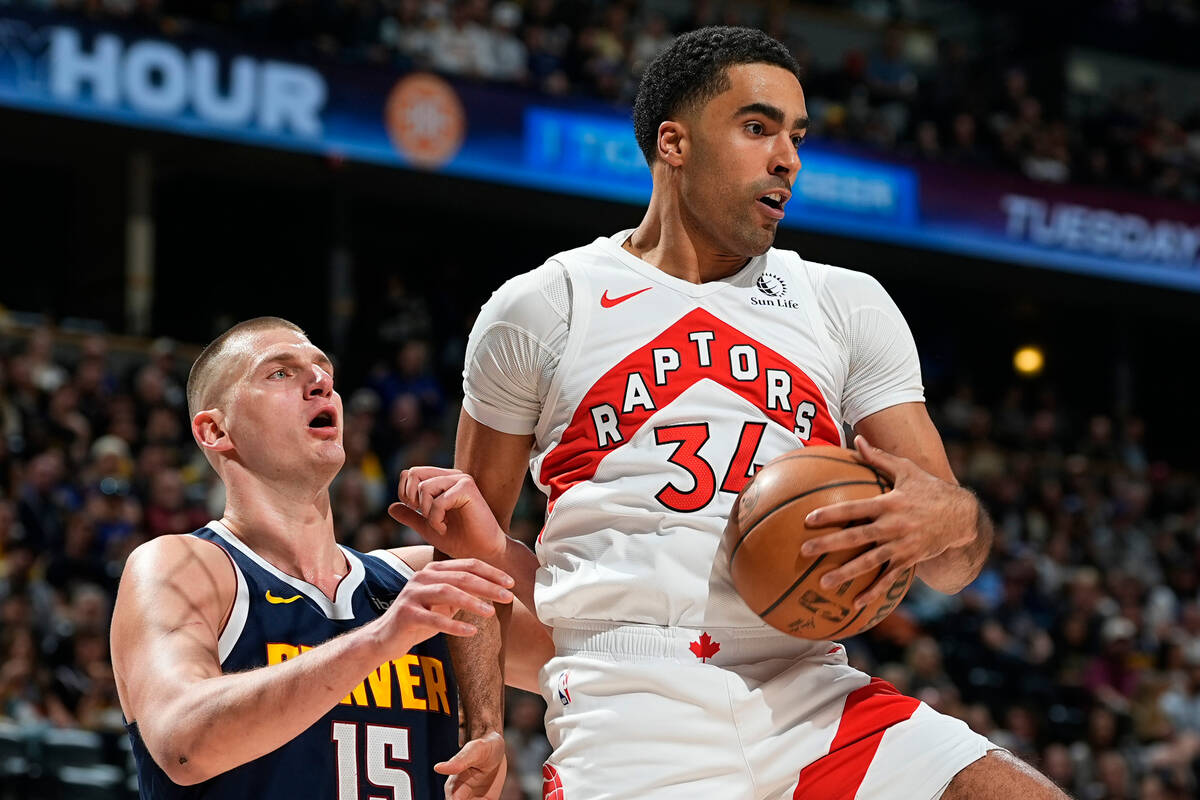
[762,453,894,488]
[821,562,889,638]
[758,553,828,617]
[728,479,884,564]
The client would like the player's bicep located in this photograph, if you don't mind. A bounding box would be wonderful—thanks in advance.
[854,402,957,484]
[112,536,233,725]
[455,408,534,530]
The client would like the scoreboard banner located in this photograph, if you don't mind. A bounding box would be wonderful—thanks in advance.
[2,8,1199,292]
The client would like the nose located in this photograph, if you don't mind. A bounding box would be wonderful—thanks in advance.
[307,364,333,398]
[770,133,801,178]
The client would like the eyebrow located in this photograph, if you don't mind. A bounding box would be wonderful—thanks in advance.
[734,103,810,130]
[255,349,334,374]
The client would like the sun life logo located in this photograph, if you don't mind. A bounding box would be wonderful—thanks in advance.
[755,272,787,297]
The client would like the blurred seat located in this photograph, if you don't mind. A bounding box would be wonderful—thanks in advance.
[41,727,105,773]
[57,763,127,800]
[0,721,33,800]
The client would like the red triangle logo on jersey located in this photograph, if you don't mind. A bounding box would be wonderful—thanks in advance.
[539,308,838,502]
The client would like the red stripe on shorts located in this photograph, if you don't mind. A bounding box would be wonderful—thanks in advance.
[792,678,920,800]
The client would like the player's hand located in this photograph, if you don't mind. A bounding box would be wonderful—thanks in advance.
[436,730,506,800]
[377,559,514,655]
[799,434,978,609]
[389,467,508,563]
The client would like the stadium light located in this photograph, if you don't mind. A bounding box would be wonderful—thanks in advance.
[1013,345,1045,377]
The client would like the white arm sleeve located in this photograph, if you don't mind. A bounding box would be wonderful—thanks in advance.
[818,267,925,427]
[462,261,571,435]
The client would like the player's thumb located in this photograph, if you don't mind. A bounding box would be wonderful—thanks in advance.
[433,743,479,775]
[389,502,432,534]
[433,756,464,775]
[853,434,901,475]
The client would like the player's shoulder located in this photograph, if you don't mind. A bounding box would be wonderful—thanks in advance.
[766,248,891,308]
[116,530,236,626]
[477,258,570,323]
[123,528,230,579]
[766,248,883,292]
[472,235,625,329]
[359,545,428,578]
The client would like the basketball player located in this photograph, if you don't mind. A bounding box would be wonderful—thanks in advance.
[110,317,514,799]
[391,27,1069,800]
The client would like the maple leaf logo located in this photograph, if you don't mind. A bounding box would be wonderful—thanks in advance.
[689,632,721,663]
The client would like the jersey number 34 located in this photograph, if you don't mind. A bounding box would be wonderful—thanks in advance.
[652,412,813,513]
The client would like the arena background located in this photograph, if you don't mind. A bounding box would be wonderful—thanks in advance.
[2,1,1200,798]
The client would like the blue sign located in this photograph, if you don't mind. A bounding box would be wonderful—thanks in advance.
[2,7,1199,293]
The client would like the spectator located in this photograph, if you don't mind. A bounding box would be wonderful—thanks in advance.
[429,0,496,78]
[488,1,527,82]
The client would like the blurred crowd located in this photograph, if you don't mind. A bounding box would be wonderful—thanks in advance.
[2,307,1200,800]
[9,0,1200,200]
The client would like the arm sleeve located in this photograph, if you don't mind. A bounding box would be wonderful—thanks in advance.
[820,267,925,427]
[461,262,570,435]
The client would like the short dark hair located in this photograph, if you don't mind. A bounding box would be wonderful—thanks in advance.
[633,26,803,165]
[186,316,305,417]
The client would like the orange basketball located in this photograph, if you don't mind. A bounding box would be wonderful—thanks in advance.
[724,445,914,640]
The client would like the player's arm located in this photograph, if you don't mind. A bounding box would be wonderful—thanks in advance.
[389,410,554,689]
[111,535,511,786]
[802,405,993,603]
[797,270,992,604]
[394,544,507,800]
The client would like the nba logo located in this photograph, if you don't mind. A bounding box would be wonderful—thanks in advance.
[556,670,572,706]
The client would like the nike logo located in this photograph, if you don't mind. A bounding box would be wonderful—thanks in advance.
[600,287,651,308]
[265,590,302,604]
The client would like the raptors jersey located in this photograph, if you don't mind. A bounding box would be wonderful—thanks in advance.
[127,522,459,800]
[464,231,923,632]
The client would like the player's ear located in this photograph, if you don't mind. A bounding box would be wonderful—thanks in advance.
[657,120,686,167]
[193,409,233,454]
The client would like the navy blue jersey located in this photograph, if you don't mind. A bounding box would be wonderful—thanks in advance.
[127,521,459,800]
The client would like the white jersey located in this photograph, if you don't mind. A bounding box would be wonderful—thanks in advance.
[464,230,924,631]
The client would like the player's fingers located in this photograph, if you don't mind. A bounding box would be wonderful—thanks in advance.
[804,495,887,529]
[432,749,474,776]
[413,582,500,615]
[402,606,477,637]
[853,435,908,479]
[419,567,514,605]
[436,735,495,775]
[399,468,416,503]
[426,558,515,591]
[818,544,893,589]
[801,521,890,557]
[851,563,913,610]
[427,478,474,531]
[398,466,455,505]
[416,475,461,519]
[388,503,435,537]
[404,465,460,482]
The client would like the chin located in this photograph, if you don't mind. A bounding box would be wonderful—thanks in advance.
[739,227,777,256]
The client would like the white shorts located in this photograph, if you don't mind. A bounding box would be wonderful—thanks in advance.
[537,622,997,800]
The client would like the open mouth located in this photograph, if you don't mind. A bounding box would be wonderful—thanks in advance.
[758,193,784,210]
[308,411,335,429]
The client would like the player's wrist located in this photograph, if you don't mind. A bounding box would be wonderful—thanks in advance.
[363,611,416,664]
[464,723,504,741]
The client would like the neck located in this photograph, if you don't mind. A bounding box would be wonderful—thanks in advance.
[624,176,751,284]
[218,463,345,589]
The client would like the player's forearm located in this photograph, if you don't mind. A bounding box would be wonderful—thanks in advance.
[449,606,506,740]
[494,535,541,616]
[916,496,994,594]
[146,620,397,785]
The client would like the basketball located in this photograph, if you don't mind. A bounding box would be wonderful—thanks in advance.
[725,445,915,640]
